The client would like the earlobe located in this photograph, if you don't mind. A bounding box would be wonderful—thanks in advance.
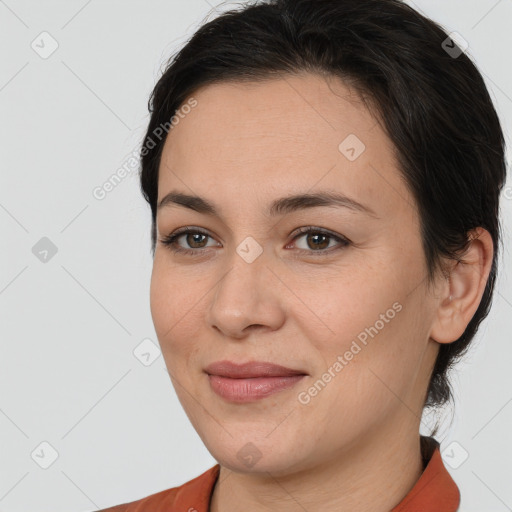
[430,227,494,344]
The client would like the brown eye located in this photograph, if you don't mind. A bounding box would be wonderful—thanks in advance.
[184,232,208,248]
[304,232,330,250]
[160,227,217,256]
[160,226,350,257]
[290,227,350,255]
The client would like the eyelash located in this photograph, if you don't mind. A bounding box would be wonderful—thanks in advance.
[159,226,351,257]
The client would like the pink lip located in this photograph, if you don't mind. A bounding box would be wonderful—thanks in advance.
[204,360,308,403]
[204,360,307,378]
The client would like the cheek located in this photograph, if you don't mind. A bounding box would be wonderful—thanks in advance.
[295,308,426,446]
[325,298,429,422]
[296,254,427,386]
[149,259,173,340]
[149,257,199,362]
[150,255,199,327]
[286,261,399,350]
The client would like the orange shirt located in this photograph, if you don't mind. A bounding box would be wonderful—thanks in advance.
[99,436,460,511]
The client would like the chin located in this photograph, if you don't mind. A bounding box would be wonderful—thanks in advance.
[205,433,312,476]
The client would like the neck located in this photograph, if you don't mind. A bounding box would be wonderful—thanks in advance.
[209,421,424,512]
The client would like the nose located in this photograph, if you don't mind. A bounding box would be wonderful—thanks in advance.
[205,248,286,340]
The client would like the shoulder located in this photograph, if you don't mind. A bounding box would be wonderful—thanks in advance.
[97,464,220,512]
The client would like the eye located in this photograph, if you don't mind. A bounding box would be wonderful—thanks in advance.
[159,226,350,257]
[159,226,218,256]
[287,226,350,256]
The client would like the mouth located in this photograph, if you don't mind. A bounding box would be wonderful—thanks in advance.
[204,360,308,403]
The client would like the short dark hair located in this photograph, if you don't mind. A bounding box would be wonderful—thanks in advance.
[138,0,507,409]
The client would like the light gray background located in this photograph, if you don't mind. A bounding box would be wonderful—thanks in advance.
[1,1,511,511]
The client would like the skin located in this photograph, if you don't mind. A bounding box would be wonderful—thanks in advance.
[149,72,493,512]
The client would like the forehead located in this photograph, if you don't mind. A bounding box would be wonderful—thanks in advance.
[157,73,413,220]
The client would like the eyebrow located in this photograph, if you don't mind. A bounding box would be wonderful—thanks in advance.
[157,190,378,218]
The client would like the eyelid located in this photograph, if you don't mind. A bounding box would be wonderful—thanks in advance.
[162,226,219,252]
[160,225,350,256]
[287,226,350,255]
[290,225,351,243]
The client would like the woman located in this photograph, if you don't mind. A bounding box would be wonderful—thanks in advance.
[100,0,507,510]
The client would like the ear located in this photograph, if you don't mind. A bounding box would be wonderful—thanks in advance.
[430,227,494,344]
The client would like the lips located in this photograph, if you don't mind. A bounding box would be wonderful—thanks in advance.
[204,360,308,402]
[204,360,308,378]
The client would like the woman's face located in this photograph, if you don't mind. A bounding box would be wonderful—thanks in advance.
[150,73,442,475]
